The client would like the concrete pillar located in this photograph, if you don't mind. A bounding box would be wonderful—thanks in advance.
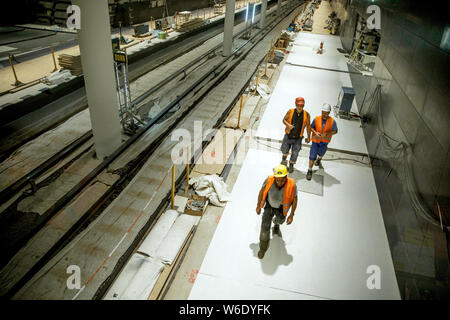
[278,0,283,15]
[223,0,236,56]
[259,0,268,28]
[72,0,122,159]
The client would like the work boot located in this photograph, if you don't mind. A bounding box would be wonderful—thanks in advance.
[306,169,312,181]
[281,156,287,166]
[288,163,294,173]
[273,224,281,236]
[258,240,269,259]
[257,250,265,259]
[315,158,321,167]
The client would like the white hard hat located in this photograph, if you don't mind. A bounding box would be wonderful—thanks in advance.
[321,103,331,112]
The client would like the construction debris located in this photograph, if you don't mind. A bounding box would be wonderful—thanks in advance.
[189,174,232,207]
[176,18,205,33]
[57,54,82,76]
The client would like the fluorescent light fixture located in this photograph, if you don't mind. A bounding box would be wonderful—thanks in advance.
[252,4,256,23]
[245,3,249,22]
[440,25,450,52]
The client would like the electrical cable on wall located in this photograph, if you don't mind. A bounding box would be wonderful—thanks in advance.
[364,84,442,227]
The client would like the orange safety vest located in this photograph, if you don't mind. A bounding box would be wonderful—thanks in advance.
[311,116,334,144]
[285,109,308,137]
[260,176,296,216]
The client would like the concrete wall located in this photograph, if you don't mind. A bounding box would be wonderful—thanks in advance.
[334,0,450,299]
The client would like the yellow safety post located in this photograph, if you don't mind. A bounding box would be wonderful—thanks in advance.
[50,45,58,72]
[269,38,275,69]
[253,66,260,95]
[185,147,190,196]
[236,95,244,129]
[261,52,269,79]
[171,165,175,209]
[8,53,23,87]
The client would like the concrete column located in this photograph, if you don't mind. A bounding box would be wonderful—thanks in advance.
[259,0,268,28]
[223,0,236,56]
[72,0,122,159]
[278,0,283,15]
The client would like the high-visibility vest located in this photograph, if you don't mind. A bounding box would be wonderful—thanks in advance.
[311,116,334,144]
[285,109,308,137]
[260,176,296,216]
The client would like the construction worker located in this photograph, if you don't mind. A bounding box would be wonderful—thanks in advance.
[287,19,297,32]
[281,97,312,173]
[306,103,338,180]
[256,164,298,259]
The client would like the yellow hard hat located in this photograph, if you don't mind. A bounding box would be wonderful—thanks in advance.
[273,164,288,177]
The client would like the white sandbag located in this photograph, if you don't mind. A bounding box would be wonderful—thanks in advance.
[189,174,232,207]
[156,214,199,265]
[137,209,178,257]
[257,83,271,100]
[104,253,164,300]
[43,69,72,85]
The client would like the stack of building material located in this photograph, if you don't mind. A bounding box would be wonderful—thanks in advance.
[176,18,205,33]
[57,54,82,76]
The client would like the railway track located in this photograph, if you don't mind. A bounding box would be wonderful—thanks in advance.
[0,0,304,299]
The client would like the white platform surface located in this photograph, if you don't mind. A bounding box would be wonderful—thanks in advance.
[286,32,349,72]
[189,149,400,300]
[255,65,368,155]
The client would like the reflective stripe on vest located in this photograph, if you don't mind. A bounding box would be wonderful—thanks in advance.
[285,109,308,137]
[260,176,296,216]
[311,116,334,144]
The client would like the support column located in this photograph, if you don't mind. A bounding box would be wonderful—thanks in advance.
[72,0,122,159]
[223,0,236,57]
[278,0,283,16]
[259,0,268,28]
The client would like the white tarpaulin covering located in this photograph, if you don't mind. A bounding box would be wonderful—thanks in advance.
[156,214,199,265]
[104,253,164,300]
[137,209,179,257]
[189,174,232,207]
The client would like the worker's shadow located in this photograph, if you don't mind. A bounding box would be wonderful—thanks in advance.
[249,234,293,275]
[290,167,340,188]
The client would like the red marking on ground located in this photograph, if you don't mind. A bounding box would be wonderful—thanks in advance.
[85,256,110,286]
[211,151,215,157]
[82,170,169,289]
[128,210,144,233]
[188,269,199,283]
[216,215,221,224]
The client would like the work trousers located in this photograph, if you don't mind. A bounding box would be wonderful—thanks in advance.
[281,134,303,163]
[259,203,286,252]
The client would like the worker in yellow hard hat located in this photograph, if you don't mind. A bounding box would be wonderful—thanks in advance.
[255,164,298,259]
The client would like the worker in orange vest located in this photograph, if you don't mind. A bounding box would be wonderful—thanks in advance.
[281,97,312,173]
[256,164,298,259]
[306,103,338,180]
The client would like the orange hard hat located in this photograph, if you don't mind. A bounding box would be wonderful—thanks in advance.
[295,97,305,105]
